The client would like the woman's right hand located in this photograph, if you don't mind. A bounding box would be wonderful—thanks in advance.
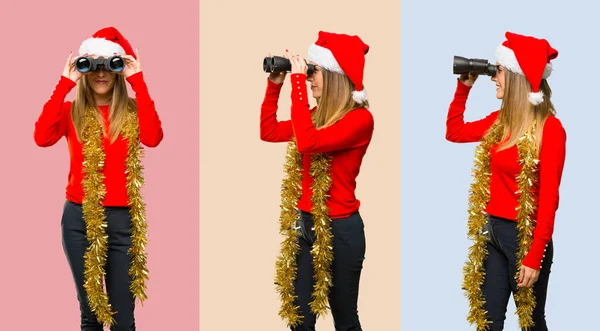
[459,73,478,87]
[62,52,83,82]
[267,52,286,84]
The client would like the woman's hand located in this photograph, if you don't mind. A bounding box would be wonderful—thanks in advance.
[285,50,308,75]
[517,265,540,288]
[62,52,83,82]
[120,48,142,78]
[459,73,479,87]
[267,52,287,84]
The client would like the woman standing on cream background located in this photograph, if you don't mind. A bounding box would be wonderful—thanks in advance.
[260,31,373,331]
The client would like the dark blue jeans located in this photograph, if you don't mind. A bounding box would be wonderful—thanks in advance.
[292,211,366,331]
[483,215,553,331]
[61,200,136,331]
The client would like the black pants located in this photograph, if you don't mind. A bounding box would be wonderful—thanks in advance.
[483,215,553,331]
[61,200,136,331]
[292,211,366,331]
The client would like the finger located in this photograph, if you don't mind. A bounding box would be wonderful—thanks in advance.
[517,269,525,285]
[526,274,535,288]
[268,52,272,57]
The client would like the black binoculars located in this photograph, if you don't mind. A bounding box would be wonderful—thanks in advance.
[263,56,315,75]
[453,56,497,77]
[75,56,125,73]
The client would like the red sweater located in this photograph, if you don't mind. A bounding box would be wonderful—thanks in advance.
[260,74,374,219]
[34,72,164,207]
[446,80,566,270]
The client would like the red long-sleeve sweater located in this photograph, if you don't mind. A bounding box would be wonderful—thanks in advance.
[260,74,374,219]
[34,72,164,207]
[446,80,566,270]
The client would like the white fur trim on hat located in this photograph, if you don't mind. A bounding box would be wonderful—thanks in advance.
[307,44,345,74]
[352,90,368,103]
[496,45,553,79]
[79,37,125,57]
[528,91,544,105]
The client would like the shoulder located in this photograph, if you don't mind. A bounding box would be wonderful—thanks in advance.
[488,110,500,120]
[543,115,566,136]
[63,101,73,112]
[346,107,374,122]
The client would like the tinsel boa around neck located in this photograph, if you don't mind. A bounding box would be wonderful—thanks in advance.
[80,106,149,327]
[274,139,334,327]
[463,123,539,331]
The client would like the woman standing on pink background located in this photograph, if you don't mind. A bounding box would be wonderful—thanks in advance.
[261,31,373,331]
[34,27,163,331]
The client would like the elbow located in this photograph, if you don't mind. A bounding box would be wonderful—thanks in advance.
[142,132,164,148]
[33,131,52,147]
[260,129,277,142]
[296,140,315,154]
[260,131,271,142]
[445,130,458,142]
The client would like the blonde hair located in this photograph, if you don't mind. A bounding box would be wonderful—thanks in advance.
[71,74,137,143]
[491,69,555,154]
[312,68,369,129]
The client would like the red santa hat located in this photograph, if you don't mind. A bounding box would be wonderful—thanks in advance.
[78,27,135,59]
[495,31,558,105]
[307,31,370,103]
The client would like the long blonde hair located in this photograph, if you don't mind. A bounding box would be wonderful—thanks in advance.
[492,69,555,154]
[71,74,137,143]
[312,69,369,129]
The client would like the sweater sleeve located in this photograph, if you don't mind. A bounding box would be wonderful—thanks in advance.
[260,78,293,142]
[127,72,164,147]
[446,80,499,143]
[289,74,374,154]
[34,76,77,147]
[522,117,566,270]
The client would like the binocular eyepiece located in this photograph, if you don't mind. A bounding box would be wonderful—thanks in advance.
[263,56,315,75]
[75,56,125,73]
[453,56,497,77]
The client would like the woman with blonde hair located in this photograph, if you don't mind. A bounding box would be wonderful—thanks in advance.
[34,27,163,331]
[446,32,566,331]
[260,31,374,331]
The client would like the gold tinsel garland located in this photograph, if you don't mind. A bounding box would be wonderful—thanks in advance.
[463,123,539,331]
[513,124,539,330]
[275,140,304,326]
[275,140,334,327]
[81,105,149,327]
[307,152,334,316]
[81,107,115,325]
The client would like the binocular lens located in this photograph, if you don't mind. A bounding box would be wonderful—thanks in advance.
[263,56,315,75]
[453,56,497,77]
[109,56,125,72]
[76,57,92,73]
[74,56,125,73]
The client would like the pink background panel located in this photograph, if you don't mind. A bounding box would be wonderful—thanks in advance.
[0,1,199,330]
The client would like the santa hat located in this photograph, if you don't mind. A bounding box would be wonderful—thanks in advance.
[79,27,135,59]
[307,31,370,103]
[495,32,558,105]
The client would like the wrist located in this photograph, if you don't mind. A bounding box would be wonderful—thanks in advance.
[60,75,77,87]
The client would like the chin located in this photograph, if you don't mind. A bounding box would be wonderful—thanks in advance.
[92,87,111,95]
